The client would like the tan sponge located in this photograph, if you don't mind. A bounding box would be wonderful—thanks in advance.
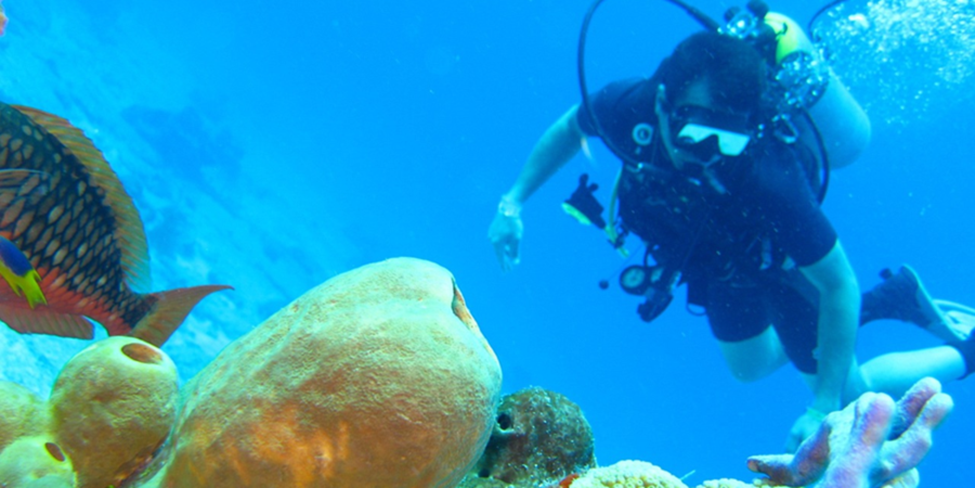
[0,336,178,488]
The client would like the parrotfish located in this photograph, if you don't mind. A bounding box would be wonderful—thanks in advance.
[0,102,230,346]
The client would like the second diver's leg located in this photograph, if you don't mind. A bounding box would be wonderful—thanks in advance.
[856,265,975,398]
[707,282,790,382]
[717,327,791,382]
[860,265,972,341]
[856,346,967,399]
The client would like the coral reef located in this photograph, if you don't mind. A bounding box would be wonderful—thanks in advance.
[144,257,502,487]
[0,259,956,488]
[0,336,179,488]
[462,387,596,488]
[488,380,951,488]
[747,377,952,488]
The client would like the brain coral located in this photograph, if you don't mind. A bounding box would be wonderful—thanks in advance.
[151,257,503,488]
[569,460,688,488]
[696,479,791,488]
[695,479,755,488]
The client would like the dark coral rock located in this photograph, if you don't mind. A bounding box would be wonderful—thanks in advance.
[461,387,597,488]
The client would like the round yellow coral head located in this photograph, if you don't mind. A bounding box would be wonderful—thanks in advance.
[570,460,689,488]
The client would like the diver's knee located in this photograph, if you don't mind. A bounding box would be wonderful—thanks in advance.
[726,361,776,383]
[731,371,766,383]
[718,333,787,382]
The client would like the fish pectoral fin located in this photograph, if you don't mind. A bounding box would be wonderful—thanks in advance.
[0,269,47,309]
[0,305,94,339]
[18,270,47,309]
[131,284,233,347]
[0,237,48,309]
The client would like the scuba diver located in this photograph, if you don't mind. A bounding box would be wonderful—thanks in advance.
[488,1,975,452]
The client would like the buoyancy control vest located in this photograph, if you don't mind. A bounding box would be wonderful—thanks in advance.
[589,131,823,322]
[568,0,867,322]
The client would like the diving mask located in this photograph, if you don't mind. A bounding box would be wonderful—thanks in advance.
[669,105,753,160]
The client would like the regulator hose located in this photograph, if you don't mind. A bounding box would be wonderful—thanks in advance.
[577,0,719,166]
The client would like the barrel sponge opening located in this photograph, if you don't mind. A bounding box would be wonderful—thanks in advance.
[122,342,163,365]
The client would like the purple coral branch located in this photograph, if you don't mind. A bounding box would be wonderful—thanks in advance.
[747,377,954,488]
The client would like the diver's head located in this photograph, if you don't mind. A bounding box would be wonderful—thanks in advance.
[654,32,766,169]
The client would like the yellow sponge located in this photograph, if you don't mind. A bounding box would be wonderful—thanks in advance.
[0,436,76,487]
[49,336,178,488]
[0,381,50,453]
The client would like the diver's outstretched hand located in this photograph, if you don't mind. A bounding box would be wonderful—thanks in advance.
[748,377,953,488]
[489,203,523,272]
[785,408,826,454]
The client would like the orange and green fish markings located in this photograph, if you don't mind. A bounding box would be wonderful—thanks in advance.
[0,235,45,308]
[0,102,231,346]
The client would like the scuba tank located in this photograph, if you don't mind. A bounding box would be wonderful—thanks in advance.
[741,6,872,169]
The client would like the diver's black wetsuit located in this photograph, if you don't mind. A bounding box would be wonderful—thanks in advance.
[577,77,836,374]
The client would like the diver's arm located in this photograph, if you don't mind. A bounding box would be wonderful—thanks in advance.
[502,105,584,207]
[799,240,860,412]
[490,105,586,270]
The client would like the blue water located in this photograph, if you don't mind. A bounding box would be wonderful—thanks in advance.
[0,0,972,485]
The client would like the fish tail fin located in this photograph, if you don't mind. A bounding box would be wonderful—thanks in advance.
[130,285,233,347]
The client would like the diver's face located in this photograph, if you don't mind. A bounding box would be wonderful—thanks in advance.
[657,80,715,170]
[657,80,752,171]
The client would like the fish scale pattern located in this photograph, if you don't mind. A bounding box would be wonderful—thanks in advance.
[0,102,151,335]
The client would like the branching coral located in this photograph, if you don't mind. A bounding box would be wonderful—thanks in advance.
[747,378,952,488]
